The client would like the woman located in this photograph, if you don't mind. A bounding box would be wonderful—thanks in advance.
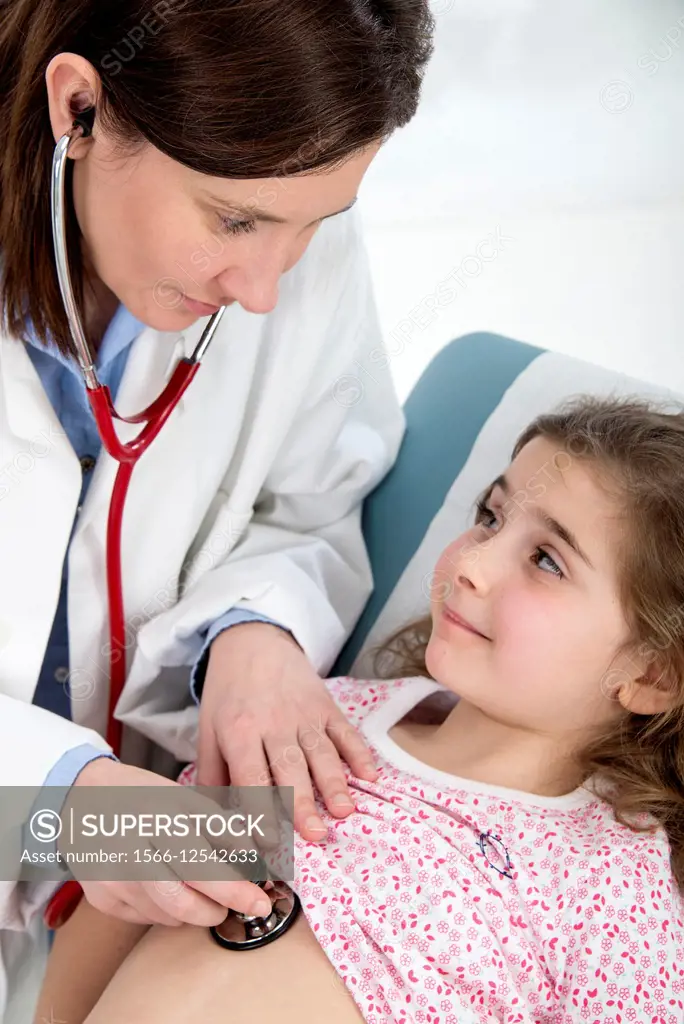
[0,0,434,1016]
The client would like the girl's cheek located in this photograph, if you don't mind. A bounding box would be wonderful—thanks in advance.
[494,591,544,651]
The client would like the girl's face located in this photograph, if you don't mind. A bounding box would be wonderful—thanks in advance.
[426,436,637,739]
[70,131,379,329]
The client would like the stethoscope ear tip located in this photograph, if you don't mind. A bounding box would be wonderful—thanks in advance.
[71,106,96,139]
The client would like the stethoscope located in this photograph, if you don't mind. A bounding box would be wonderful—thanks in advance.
[42,108,301,949]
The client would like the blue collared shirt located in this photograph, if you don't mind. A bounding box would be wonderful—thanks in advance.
[24,306,282,788]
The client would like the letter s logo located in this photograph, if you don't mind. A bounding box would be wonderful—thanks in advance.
[29,809,63,843]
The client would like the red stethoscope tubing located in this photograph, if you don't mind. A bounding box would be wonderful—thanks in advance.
[43,357,200,929]
[95,358,201,752]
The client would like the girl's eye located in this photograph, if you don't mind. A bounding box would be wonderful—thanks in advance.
[475,498,499,531]
[474,499,564,579]
[218,215,257,237]
[532,548,563,579]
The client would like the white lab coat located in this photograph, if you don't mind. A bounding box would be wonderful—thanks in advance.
[0,209,404,1018]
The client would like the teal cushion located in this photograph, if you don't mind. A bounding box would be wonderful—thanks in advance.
[332,332,545,675]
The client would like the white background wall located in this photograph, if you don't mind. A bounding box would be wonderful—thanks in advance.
[359,0,684,402]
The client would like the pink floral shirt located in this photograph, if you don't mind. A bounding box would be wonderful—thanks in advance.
[181,676,684,1024]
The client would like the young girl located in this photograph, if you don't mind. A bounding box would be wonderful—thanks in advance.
[35,394,684,1024]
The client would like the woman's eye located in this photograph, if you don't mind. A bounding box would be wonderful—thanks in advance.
[219,215,257,237]
[475,500,564,579]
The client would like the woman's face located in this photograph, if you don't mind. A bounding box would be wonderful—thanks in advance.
[426,436,639,739]
[70,131,379,329]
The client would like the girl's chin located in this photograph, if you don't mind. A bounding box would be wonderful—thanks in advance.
[425,635,452,679]
[425,635,479,688]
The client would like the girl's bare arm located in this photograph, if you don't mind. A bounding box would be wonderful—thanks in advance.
[83,912,365,1024]
[33,900,149,1024]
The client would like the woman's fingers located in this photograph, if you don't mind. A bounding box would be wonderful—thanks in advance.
[81,872,269,928]
[184,878,272,920]
[200,690,373,845]
[126,887,184,926]
[213,713,273,787]
[299,729,356,818]
[266,735,329,841]
[196,714,231,787]
[326,710,378,783]
[213,720,285,860]
[82,883,181,927]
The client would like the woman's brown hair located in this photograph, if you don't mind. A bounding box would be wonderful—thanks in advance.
[0,0,434,355]
[375,394,684,888]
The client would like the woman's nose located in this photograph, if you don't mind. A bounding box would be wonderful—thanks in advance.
[216,230,314,316]
[216,265,281,316]
[216,240,290,315]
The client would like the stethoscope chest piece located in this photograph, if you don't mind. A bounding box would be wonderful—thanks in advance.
[209,882,301,951]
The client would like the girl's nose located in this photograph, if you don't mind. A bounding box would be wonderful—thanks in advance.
[452,536,500,595]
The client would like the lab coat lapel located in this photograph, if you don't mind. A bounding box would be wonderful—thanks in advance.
[0,334,81,700]
[0,332,71,449]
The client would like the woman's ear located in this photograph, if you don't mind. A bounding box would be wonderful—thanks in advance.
[44,53,100,151]
[616,664,678,716]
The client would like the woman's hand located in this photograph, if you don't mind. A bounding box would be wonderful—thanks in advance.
[196,622,378,841]
[68,758,272,926]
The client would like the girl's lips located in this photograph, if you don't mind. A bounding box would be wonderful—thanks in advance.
[442,606,488,638]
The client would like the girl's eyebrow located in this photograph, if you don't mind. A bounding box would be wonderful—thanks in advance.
[489,473,595,570]
[201,193,357,227]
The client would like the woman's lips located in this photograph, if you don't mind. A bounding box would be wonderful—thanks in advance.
[182,295,224,316]
[442,606,488,638]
